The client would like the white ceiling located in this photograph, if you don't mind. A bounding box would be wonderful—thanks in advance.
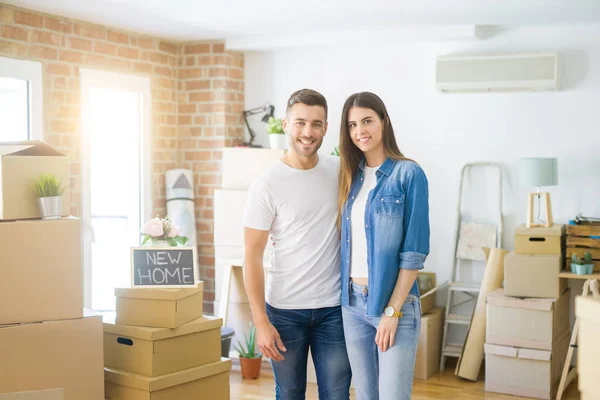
[5,0,600,49]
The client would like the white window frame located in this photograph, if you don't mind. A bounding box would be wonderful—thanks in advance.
[0,56,43,140]
[80,68,152,309]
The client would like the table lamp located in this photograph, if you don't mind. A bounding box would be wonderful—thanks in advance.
[242,104,275,148]
[519,157,558,228]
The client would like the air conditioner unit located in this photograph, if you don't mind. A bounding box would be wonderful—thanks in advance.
[436,53,559,93]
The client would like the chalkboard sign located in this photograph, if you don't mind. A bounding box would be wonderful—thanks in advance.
[130,246,198,288]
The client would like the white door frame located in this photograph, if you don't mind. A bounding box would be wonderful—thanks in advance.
[0,56,43,140]
[80,68,152,309]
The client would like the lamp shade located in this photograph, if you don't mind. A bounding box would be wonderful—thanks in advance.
[518,157,558,187]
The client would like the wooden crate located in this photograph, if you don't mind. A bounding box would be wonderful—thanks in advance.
[566,224,600,272]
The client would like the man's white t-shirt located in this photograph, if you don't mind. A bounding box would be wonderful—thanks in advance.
[243,155,341,309]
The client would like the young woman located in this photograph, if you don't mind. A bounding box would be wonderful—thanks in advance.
[338,92,430,400]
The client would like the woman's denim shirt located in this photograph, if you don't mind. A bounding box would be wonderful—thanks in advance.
[340,157,430,317]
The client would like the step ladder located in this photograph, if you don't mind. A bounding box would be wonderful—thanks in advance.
[440,162,503,371]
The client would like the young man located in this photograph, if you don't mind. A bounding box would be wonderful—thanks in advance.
[243,89,351,400]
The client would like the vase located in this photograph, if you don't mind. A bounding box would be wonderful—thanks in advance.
[37,196,62,220]
[269,134,287,150]
[240,355,263,379]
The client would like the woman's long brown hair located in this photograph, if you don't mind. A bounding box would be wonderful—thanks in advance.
[337,92,408,228]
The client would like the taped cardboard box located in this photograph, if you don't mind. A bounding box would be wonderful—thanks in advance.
[484,330,569,400]
[0,313,104,400]
[104,316,222,377]
[417,272,438,315]
[0,389,64,400]
[486,288,570,350]
[515,224,564,255]
[115,283,203,329]
[504,253,566,299]
[576,296,600,399]
[0,141,70,220]
[104,358,231,400]
[0,218,83,325]
[414,307,444,380]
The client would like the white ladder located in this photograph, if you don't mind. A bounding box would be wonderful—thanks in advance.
[439,162,503,371]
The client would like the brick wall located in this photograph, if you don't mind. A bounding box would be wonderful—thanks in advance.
[0,3,245,314]
[177,43,245,313]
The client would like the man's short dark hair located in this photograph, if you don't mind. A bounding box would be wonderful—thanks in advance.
[286,89,328,120]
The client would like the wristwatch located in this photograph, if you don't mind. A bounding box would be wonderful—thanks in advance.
[384,305,402,318]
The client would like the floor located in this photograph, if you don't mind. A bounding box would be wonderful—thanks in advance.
[229,362,581,400]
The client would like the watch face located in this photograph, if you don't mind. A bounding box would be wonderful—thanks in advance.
[384,306,393,317]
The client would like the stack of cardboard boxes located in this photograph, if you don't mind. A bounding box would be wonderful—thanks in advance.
[575,296,600,399]
[104,283,232,399]
[414,272,445,380]
[485,224,570,400]
[0,141,104,400]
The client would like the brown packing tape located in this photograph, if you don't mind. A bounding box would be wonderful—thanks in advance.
[455,247,507,381]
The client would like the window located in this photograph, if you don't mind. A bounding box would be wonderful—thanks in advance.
[0,56,42,141]
[80,69,151,311]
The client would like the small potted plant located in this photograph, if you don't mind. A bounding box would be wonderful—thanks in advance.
[571,252,594,275]
[31,173,66,220]
[141,215,189,247]
[233,322,263,380]
[266,116,286,150]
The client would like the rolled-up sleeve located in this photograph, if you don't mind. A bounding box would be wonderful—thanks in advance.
[398,165,430,270]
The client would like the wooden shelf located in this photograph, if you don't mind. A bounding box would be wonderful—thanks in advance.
[558,271,600,280]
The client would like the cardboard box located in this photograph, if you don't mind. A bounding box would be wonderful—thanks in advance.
[417,272,437,315]
[515,224,564,255]
[104,316,222,377]
[0,313,104,400]
[0,218,83,325]
[222,147,284,190]
[0,389,64,400]
[504,253,566,299]
[0,141,69,220]
[115,283,203,329]
[486,288,570,350]
[484,330,570,400]
[414,307,444,380]
[576,297,600,398]
[104,358,231,400]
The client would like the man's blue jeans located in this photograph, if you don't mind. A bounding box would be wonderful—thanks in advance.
[266,303,352,400]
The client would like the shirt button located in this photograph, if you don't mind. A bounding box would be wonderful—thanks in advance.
[351,196,355,199]
[365,224,369,228]
[346,217,349,220]
[381,198,384,201]
[396,200,400,203]
[347,239,350,243]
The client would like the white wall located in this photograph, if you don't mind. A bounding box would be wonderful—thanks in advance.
[244,25,600,297]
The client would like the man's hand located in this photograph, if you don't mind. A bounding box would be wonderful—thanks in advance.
[255,321,287,362]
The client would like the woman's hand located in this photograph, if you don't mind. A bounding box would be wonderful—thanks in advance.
[376,316,399,352]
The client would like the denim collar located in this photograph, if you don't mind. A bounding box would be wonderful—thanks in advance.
[358,157,395,177]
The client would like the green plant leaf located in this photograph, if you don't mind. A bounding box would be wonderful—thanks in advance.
[31,173,66,198]
[141,235,151,245]
[167,238,178,246]
[234,340,248,358]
